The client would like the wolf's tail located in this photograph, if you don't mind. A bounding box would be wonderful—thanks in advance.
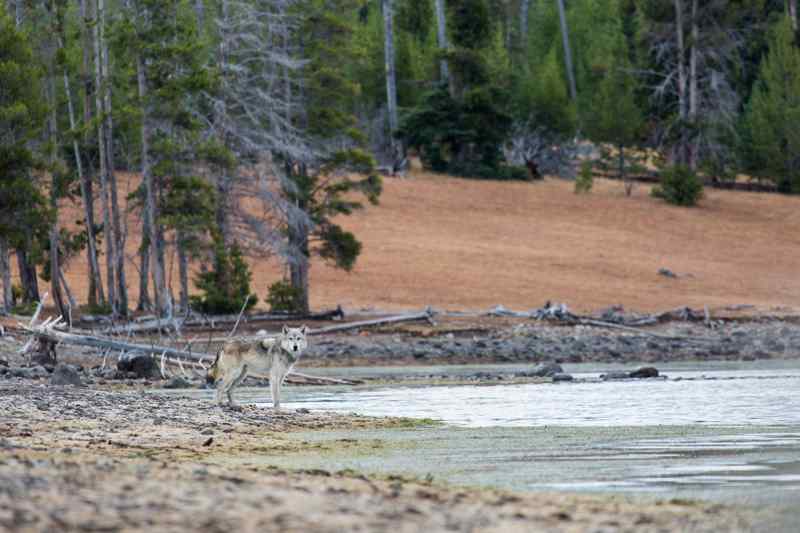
[206,350,221,385]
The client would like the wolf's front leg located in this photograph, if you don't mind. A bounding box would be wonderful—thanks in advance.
[227,366,248,410]
[270,362,286,411]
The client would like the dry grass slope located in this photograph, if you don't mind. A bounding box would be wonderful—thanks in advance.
[48,170,800,314]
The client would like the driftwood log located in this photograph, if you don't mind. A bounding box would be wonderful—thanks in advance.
[101,306,346,335]
[23,316,365,386]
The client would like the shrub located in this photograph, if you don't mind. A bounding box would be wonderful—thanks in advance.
[652,165,704,206]
[191,240,258,315]
[266,280,304,313]
[575,161,594,193]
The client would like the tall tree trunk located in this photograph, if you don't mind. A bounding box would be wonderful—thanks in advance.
[16,248,39,304]
[556,0,577,102]
[195,0,204,30]
[98,0,128,316]
[137,205,152,311]
[46,25,69,325]
[177,232,189,313]
[788,0,798,32]
[14,0,22,26]
[60,269,77,311]
[434,0,449,83]
[688,0,699,170]
[288,229,310,314]
[62,34,104,310]
[80,0,105,307]
[138,54,171,318]
[382,0,401,167]
[0,237,11,312]
[674,0,688,166]
[214,0,232,247]
[520,0,531,52]
[93,0,116,313]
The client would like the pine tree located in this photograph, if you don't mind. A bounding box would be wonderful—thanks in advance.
[0,8,49,309]
[747,17,800,193]
[585,38,644,195]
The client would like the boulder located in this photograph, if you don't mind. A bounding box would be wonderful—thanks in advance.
[117,353,159,379]
[50,364,83,386]
[530,363,564,378]
[9,365,49,379]
[629,367,659,379]
[600,371,630,381]
[163,376,192,389]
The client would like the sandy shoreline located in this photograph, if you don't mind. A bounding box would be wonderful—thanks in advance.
[0,384,756,532]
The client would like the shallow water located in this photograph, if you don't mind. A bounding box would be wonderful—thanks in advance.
[277,369,800,427]
[167,361,800,530]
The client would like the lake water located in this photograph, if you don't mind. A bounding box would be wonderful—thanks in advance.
[169,361,800,531]
[277,366,800,427]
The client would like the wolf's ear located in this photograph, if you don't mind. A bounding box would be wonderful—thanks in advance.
[282,325,289,335]
[301,325,309,335]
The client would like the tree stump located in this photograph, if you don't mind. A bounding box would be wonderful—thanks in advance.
[31,336,58,366]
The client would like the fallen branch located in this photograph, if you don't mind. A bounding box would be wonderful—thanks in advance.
[102,306,346,335]
[285,372,363,386]
[25,320,209,362]
[577,318,713,344]
[308,309,435,335]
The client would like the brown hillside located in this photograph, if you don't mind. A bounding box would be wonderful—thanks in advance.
[35,171,800,314]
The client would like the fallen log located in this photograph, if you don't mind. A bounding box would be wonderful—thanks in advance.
[285,372,363,386]
[25,323,209,362]
[577,318,713,344]
[308,309,435,335]
[102,306,346,335]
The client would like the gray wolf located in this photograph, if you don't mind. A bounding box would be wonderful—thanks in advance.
[207,325,308,410]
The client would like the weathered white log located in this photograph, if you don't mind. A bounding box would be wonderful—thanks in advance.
[577,318,712,344]
[285,372,363,386]
[308,309,435,335]
[102,306,345,335]
[25,324,209,362]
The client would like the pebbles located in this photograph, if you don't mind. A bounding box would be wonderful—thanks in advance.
[305,321,800,365]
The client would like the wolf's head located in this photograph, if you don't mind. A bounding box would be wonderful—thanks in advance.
[280,325,308,356]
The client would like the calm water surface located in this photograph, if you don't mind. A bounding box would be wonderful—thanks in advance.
[170,361,800,530]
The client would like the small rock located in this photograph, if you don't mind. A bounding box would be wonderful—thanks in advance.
[200,428,214,436]
[658,268,677,278]
[629,367,659,379]
[10,366,49,380]
[202,437,213,447]
[117,354,160,379]
[163,376,191,389]
[296,408,310,414]
[530,363,564,378]
[601,371,630,381]
[552,373,573,382]
[50,364,83,386]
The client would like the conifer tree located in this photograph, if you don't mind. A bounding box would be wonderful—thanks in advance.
[747,17,800,193]
[0,8,49,309]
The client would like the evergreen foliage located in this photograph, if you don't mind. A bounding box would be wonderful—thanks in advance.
[266,280,304,313]
[191,239,258,315]
[746,18,800,193]
[652,165,704,206]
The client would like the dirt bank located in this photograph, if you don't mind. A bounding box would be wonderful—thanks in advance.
[36,170,800,314]
[0,385,753,532]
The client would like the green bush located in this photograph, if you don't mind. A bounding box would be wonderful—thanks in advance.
[191,240,258,315]
[575,161,594,194]
[266,280,304,313]
[652,165,704,206]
